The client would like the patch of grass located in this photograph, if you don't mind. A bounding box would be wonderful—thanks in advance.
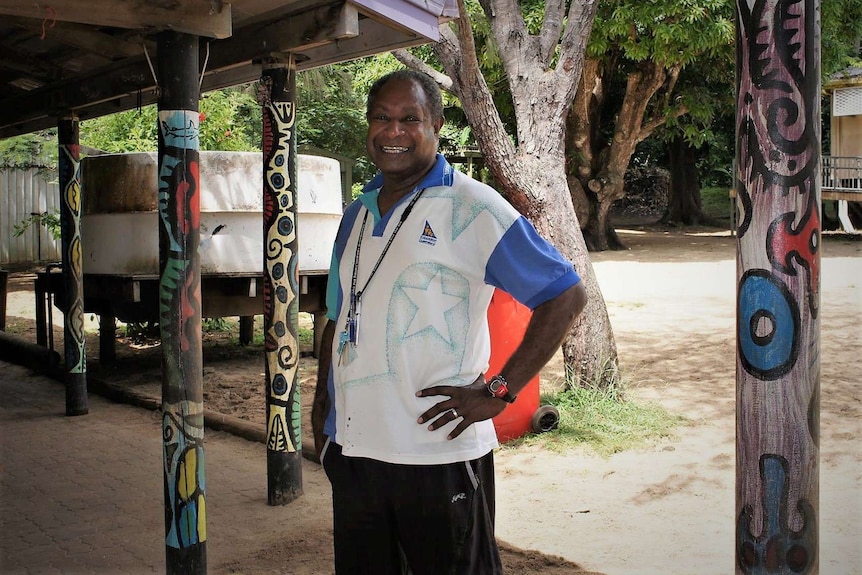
[701,186,732,220]
[203,317,234,333]
[508,373,687,457]
[298,325,314,348]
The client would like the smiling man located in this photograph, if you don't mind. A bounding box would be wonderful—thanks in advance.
[312,69,587,575]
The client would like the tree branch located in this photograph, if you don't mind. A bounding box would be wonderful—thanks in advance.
[638,104,689,143]
[539,0,565,66]
[479,0,538,87]
[660,64,682,110]
[557,1,600,77]
[392,49,454,94]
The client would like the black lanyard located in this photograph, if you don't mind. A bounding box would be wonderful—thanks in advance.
[348,187,426,319]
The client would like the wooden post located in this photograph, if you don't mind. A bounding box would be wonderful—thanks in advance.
[58,117,88,416]
[260,56,303,505]
[734,1,820,573]
[156,31,207,575]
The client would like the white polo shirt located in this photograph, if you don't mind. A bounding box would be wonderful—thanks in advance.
[324,155,581,465]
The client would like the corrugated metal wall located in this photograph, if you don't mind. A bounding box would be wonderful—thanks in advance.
[1,169,62,266]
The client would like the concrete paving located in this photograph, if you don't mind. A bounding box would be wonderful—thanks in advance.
[0,360,334,575]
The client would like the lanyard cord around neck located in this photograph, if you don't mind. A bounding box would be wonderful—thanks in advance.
[349,187,427,313]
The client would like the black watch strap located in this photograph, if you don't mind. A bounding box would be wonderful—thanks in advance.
[486,374,517,403]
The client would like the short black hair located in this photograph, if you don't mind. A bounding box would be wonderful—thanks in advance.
[366,69,444,122]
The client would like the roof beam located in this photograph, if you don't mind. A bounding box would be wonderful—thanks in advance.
[0,0,232,39]
[5,16,148,60]
[205,2,357,68]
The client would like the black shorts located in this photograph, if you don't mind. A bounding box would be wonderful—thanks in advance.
[321,440,504,575]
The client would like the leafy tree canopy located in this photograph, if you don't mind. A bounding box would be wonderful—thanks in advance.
[79,85,260,153]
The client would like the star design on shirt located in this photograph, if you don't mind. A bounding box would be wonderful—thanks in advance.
[401,269,464,344]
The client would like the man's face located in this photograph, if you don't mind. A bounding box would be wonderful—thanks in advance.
[366,78,443,182]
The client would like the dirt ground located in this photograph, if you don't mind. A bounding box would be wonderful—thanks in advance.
[3,224,860,575]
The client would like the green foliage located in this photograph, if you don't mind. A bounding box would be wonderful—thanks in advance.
[297,62,387,186]
[13,210,61,241]
[0,130,58,175]
[124,320,160,343]
[699,186,732,220]
[588,0,734,66]
[81,106,158,152]
[822,0,862,78]
[80,85,261,153]
[198,86,262,151]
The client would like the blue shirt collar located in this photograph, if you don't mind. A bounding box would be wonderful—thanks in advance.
[361,154,455,196]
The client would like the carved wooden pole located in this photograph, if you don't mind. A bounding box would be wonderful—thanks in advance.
[58,116,88,416]
[259,56,303,505]
[156,31,207,574]
[735,1,820,573]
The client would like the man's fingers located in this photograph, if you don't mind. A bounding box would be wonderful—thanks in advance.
[416,385,455,398]
[446,420,471,440]
[418,401,453,424]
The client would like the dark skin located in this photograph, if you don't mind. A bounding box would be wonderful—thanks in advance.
[365,76,444,217]
[312,320,334,460]
[312,75,589,455]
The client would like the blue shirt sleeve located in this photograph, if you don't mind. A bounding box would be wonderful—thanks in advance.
[484,216,581,310]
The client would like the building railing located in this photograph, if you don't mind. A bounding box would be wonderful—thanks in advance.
[730,156,862,234]
[822,156,862,191]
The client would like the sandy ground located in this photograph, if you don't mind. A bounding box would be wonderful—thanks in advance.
[3,226,860,574]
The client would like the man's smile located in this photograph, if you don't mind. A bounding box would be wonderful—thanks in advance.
[382,146,410,154]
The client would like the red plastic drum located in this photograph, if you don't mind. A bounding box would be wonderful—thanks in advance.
[487,289,541,442]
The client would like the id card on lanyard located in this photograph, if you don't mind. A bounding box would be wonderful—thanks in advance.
[338,187,426,362]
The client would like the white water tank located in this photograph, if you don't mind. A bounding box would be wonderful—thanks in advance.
[80,151,343,275]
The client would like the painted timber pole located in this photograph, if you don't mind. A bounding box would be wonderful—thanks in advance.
[735,1,820,573]
[58,116,88,416]
[259,56,303,505]
[156,31,207,574]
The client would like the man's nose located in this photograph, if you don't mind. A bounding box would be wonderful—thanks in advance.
[383,120,405,137]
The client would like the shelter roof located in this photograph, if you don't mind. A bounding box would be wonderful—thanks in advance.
[0,0,457,138]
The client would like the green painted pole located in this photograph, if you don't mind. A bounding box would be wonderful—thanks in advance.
[58,116,88,416]
[260,56,303,505]
[156,30,207,574]
[734,1,820,573]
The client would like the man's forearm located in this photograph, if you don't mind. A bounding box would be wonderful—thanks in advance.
[497,282,587,395]
[312,320,335,456]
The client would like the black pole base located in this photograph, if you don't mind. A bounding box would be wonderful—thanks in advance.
[267,449,303,506]
[65,372,88,416]
[166,541,207,575]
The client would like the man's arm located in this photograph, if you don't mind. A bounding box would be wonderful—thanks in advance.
[312,320,335,460]
[417,281,587,438]
[496,281,587,396]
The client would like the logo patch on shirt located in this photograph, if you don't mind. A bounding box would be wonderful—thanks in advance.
[419,220,437,246]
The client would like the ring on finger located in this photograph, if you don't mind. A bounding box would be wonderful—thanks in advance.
[451,408,459,418]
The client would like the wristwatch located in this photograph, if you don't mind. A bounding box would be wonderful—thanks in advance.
[486,374,517,403]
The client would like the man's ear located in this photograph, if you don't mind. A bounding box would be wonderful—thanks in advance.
[434,117,444,135]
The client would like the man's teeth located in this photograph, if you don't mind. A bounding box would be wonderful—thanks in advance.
[382,146,408,153]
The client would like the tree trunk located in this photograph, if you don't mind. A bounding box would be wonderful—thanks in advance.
[584,188,625,251]
[567,61,674,251]
[509,155,619,388]
[663,135,706,225]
